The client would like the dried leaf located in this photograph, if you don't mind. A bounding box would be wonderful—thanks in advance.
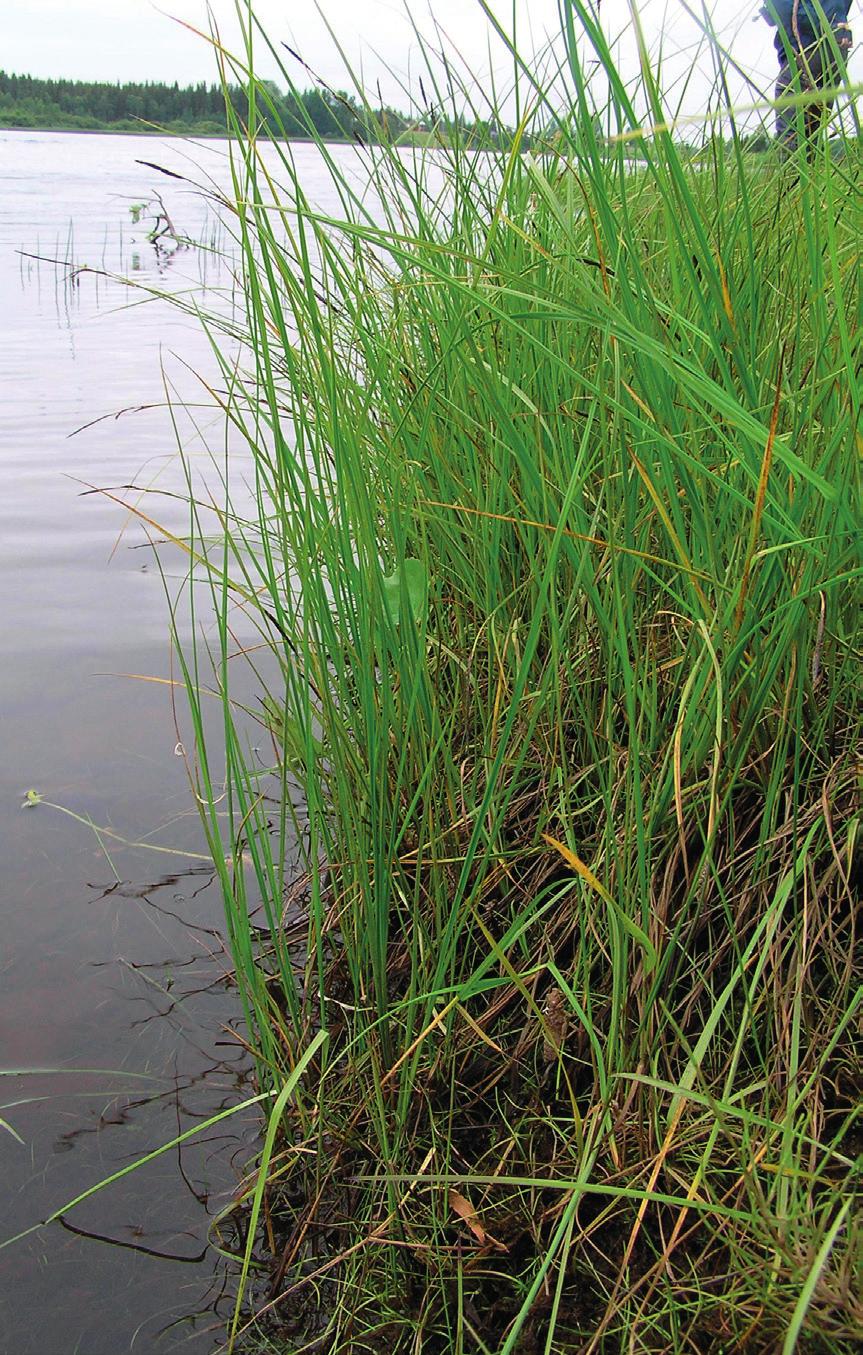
[449,1189,486,1244]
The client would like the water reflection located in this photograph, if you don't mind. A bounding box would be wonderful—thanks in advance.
[0,128,256,1353]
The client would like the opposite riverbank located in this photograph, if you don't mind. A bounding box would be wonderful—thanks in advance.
[0,70,501,147]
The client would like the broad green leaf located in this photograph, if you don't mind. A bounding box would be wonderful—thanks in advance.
[381,558,428,628]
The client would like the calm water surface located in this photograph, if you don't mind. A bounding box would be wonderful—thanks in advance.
[0,129,349,1354]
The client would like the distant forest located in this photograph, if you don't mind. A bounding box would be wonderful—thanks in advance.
[0,71,478,143]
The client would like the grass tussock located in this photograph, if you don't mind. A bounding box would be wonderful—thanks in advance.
[170,5,862,1351]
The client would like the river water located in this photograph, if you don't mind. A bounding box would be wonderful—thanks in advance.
[0,128,356,1354]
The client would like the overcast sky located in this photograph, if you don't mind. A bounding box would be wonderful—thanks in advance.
[2,1,861,132]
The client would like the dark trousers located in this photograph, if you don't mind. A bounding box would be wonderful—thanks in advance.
[775,28,852,149]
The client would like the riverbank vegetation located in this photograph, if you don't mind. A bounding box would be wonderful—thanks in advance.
[166,4,861,1351]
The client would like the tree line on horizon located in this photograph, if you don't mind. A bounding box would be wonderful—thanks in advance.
[0,70,502,144]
